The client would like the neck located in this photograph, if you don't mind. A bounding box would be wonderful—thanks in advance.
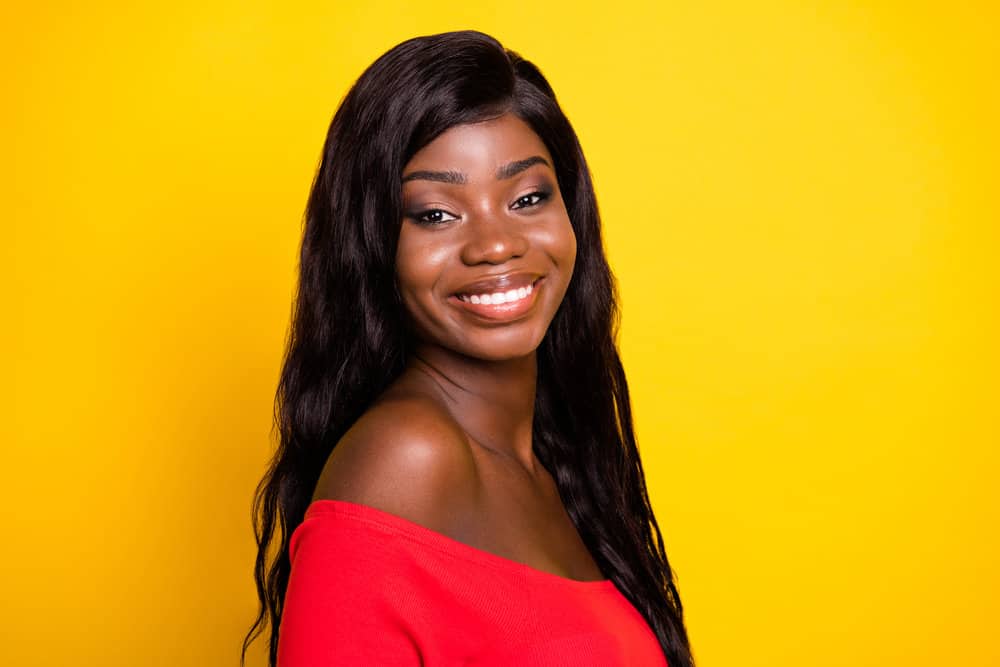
[405,341,539,475]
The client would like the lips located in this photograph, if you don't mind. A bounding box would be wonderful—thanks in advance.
[452,271,541,298]
[449,276,543,322]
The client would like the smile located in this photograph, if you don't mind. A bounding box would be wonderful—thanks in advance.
[458,282,533,305]
[450,277,543,321]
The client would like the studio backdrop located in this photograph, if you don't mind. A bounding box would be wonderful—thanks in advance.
[5,2,998,666]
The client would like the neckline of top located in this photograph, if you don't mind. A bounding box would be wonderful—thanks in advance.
[303,499,619,591]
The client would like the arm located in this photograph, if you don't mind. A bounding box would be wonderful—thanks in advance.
[276,513,423,667]
[278,394,477,666]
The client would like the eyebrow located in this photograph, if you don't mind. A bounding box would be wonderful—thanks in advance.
[401,169,467,185]
[495,155,550,180]
[401,155,551,185]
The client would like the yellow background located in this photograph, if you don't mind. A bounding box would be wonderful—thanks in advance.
[5,1,998,666]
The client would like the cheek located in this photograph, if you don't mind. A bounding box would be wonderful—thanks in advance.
[564,219,578,267]
[394,228,450,309]
[548,213,578,272]
[394,230,424,315]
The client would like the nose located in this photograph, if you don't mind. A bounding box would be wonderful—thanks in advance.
[459,211,529,265]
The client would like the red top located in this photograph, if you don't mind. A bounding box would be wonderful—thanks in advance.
[277,499,668,666]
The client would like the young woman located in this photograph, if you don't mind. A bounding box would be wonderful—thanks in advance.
[244,30,694,667]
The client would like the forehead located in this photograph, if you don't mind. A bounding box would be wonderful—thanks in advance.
[403,113,552,176]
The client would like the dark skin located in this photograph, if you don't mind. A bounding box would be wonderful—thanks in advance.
[313,113,605,582]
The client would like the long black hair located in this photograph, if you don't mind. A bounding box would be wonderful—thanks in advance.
[243,30,694,667]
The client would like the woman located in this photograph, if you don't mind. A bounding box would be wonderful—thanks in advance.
[244,30,694,667]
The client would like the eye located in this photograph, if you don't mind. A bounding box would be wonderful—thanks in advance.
[409,208,459,225]
[511,190,551,210]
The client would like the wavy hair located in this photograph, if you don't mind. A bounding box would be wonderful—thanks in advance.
[243,30,693,667]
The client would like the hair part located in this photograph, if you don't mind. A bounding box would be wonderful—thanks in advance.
[243,30,694,667]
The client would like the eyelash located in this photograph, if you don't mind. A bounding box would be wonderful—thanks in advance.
[412,209,456,224]
[408,189,552,225]
[512,190,550,209]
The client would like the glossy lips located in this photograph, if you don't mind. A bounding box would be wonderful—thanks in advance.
[450,275,543,322]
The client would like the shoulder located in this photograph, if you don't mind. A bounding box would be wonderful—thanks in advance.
[311,389,478,536]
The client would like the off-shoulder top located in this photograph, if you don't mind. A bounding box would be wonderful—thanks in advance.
[277,499,668,666]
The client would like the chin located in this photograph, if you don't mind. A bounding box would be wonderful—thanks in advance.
[459,332,545,363]
[471,347,538,363]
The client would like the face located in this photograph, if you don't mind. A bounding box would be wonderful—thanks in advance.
[395,113,577,362]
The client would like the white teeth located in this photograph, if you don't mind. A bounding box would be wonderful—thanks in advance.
[459,281,538,306]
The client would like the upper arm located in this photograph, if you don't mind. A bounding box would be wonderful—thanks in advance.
[279,398,474,665]
[310,395,478,536]
[278,513,427,666]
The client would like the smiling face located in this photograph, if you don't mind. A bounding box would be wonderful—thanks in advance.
[395,113,577,362]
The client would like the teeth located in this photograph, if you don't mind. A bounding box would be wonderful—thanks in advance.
[458,281,536,305]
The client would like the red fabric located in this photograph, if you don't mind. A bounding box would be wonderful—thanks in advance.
[277,499,668,666]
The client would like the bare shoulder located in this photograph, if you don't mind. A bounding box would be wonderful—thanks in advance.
[311,389,478,535]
